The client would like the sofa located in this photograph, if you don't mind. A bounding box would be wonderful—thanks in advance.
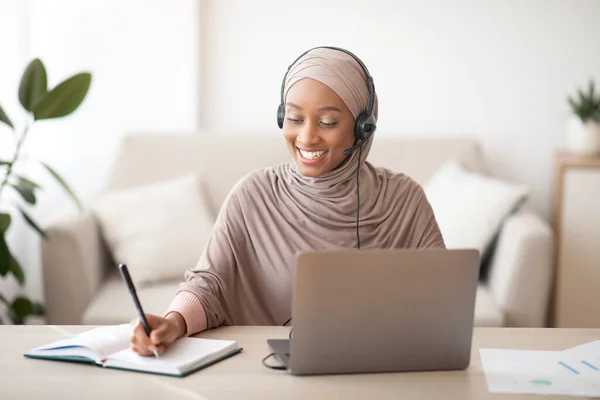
[41,132,554,328]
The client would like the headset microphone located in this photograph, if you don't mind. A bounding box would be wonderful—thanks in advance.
[343,127,375,157]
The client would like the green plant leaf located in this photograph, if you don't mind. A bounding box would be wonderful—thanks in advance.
[8,307,23,324]
[41,162,82,210]
[0,293,8,324]
[17,176,41,190]
[19,59,48,111]
[11,297,33,318]
[31,301,45,316]
[19,207,48,240]
[10,182,36,205]
[33,73,91,120]
[9,255,24,285]
[578,89,586,106]
[0,213,10,233]
[0,103,14,128]
[9,297,44,323]
[0,233,10,276]
[567,81,600,122]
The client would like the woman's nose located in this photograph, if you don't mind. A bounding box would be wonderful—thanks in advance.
[297,121,319,145]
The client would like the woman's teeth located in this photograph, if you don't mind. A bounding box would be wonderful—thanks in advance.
[299,149,327,160]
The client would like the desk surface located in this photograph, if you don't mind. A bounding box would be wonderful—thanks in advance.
[1,325,599,399]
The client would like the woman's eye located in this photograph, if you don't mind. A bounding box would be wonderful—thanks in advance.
[321,121,338,127]
[286,117,302,124]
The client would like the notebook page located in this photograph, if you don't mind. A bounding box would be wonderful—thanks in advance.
[105,337,239,374]
[31,324,132,361]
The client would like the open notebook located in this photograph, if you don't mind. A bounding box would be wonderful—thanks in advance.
[24,324,242,377]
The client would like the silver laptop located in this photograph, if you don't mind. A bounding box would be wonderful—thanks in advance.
[267,248,480,375]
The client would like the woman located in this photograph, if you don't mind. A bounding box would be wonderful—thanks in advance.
[130,47,445,356]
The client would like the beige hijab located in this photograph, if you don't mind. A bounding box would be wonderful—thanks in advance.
[177,48,445,329]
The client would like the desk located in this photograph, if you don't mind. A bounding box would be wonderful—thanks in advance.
[1,326,599,399]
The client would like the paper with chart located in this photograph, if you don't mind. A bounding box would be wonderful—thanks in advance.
[564,340,600,368]
[479,345,600,397]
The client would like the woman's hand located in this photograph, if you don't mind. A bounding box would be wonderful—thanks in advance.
[129,312,186,356]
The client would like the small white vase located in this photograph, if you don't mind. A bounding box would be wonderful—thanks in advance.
[566,117,600,154]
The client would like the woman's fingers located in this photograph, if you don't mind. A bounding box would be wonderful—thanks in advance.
[149,324,170,346]
[129,314,175,356]
[131,343,153,356]
[134,321,151,342]
[130,320,153,354]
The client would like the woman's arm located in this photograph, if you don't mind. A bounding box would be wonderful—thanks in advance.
[414,187,446,249]
[164,187,248,335]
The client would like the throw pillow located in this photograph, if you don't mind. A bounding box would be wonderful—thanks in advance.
[92,173,215,287]
[423,160,529,264]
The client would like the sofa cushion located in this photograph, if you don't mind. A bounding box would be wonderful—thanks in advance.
[474,284,504,327]
[82,271,180,325]
[423,160,529,266]
[92,173,214,287]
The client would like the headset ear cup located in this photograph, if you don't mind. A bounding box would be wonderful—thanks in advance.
[364,114,377,135]
[354,112,369,141]
[277,104,285,129]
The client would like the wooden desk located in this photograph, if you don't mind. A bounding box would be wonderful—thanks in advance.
[1,326,599,399]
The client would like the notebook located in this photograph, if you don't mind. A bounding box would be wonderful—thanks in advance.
[24,324,242,377]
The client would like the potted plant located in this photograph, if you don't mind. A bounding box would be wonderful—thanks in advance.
[0,59,91,324]
[566,79,600,154]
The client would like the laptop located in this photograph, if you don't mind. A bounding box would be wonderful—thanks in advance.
[267,248,480,376]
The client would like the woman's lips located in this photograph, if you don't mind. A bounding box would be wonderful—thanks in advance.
[297,147,328,165]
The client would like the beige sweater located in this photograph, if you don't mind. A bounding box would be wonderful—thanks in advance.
[165,148,445,335]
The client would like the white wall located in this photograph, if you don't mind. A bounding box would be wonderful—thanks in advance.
[0,0,200,316]
[27,0,200,209]
[201,0,600,219]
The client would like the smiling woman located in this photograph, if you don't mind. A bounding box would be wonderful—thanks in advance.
[127,46,446,357]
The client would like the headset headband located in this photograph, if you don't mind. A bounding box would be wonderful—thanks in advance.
[280,46,375,117]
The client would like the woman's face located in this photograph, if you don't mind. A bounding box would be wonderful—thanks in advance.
[283,78,355,177]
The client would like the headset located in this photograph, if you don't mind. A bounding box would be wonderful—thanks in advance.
[276,46,377,157]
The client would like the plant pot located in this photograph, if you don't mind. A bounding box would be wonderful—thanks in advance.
[566,117,600,154]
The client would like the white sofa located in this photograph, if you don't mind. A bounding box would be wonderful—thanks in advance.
[41,132,554,328]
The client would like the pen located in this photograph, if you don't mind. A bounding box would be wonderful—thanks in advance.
[118,263,160,359]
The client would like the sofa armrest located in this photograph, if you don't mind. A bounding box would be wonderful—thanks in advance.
[487,211,554,327]
[41,210,112,324]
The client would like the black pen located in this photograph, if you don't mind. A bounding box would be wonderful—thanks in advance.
[119,264,160,359]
